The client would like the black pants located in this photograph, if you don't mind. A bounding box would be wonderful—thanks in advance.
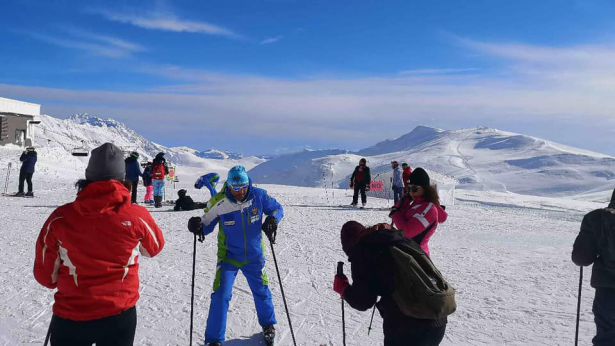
[352,185,367,205]
[593,287,615,346]
[384,323,446,346]
[18,171,33,193]
[50,307,137,346]
[130,180,138,203]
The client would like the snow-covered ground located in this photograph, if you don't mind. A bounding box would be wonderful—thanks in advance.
[0,168,603,345]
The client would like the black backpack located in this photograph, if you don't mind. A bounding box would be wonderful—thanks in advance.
[388,236,456,320]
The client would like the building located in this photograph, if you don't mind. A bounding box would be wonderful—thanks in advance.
[0,97,41,147]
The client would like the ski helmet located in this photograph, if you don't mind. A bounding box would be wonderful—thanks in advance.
[227,165,249,188]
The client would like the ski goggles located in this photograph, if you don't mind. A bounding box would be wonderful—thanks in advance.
[229,183,249,192]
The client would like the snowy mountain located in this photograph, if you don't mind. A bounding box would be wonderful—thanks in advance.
[248,126,615,197]
[0,113,264,186]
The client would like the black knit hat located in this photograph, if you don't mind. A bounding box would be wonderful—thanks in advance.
[409,167,430,187]
[85,143,125,182]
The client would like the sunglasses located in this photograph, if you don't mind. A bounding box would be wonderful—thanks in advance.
[409,185,422,193]
[229,184,249,192]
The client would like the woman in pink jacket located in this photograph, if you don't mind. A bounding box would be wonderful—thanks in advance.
[390,167,447,257]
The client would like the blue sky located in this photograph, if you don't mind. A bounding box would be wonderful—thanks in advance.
[1,0,615,155]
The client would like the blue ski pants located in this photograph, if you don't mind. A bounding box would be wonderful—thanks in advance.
[204,261,277,343]
[152,180,165,197]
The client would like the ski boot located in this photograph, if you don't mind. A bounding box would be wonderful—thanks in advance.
[263,325,275,345]
[13,191,24,197]
[25,192,34,197]
[360,202,366,209]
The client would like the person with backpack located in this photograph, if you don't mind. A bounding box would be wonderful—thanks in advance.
[389,167,447,257]
[572,188,615,345]
[151,152,169,208]
[187,165,283,346]
[174,189,207,211]
[334,221,449,345]
[391,161,404,206]
[34,143,165,346]
[124,151,142,204]
[194,172,220,198]
[142,162,154,204]
[350,158,371,207]
[15,146,37,197]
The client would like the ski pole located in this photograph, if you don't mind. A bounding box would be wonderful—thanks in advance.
[575,266,583,346]
[367,304,376,335]
[337,261,346,346]
[43,315,54,346]
[269,239,297,346]
[189,233,197,346]
[3,162,11,195]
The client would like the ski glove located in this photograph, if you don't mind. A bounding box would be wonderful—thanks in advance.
[365,184,371,192]
[334,274,349,298]
[262,215,278,244]
[188,217,205,242]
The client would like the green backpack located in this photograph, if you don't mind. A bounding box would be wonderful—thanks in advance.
[389,238,456,320]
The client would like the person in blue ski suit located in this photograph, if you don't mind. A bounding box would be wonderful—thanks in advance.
[195,172,220,198]
[187,166,283,345]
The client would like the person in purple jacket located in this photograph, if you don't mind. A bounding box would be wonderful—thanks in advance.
[15,146,37,197]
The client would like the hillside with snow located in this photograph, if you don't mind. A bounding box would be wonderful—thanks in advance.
[0,114,265,187]
[249,126,615,199]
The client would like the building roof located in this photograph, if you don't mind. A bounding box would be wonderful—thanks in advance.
[0,97,41,117]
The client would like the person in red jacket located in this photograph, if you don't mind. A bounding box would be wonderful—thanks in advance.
[401,162,412,190]
[33,143,165,346]
[389,167,447,257]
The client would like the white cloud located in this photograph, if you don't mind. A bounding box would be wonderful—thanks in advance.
[93,9,241,39]
[260,36,283,45]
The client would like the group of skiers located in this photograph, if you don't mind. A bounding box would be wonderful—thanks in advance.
[30,142,615,345]
[123,151,170,207]
[349,158,414,207]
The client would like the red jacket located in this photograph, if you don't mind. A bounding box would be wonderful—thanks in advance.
[33,181,165,321]
[391,196,447,257]
[402,167,413,188]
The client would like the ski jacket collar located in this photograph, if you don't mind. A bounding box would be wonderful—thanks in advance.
[74,180,131,215]
[411,197,447,223]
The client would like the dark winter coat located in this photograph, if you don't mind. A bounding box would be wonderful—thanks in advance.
[142,166,153,187]
[174,195,204,211]
[573,207,615,289]
[350,165,371,187]
[124,157,142,182]
[20,151,37,174]
[344,230,447,339]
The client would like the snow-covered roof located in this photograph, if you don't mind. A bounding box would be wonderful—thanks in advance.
[0,97,40,117]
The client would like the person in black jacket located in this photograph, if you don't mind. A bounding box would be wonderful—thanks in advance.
[16,147,37,197]
[349,158,371,207]
[334,221,446,346]
[124,152,143,204]
[572,188,615,345]
[173,189,206,211]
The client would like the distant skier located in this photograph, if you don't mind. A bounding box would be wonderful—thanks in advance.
[142,161,154,204]
[151,152,169,208]
[174,189,206,211]
[124,151,142,204]
[401,162,412,190]
[572,188,615,345]
[15,146,37,197]
[188,165,283,346]
[334,221,447,345]
[350,158,371,207]
[194,172,220,198]
[391,161,404,206]
[389,167,447,257]
[34,143,165,345]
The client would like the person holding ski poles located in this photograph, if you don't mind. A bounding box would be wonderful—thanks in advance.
[195,172,220,198]
[15,146,37,197]
[187,165,283,346]
[389,167,447,257]
[572,188,615,345]
[333,221,448,345]
[34,143,165,346]
[350,158,371,207]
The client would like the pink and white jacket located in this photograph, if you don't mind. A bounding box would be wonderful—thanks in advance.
[391,196,447,257]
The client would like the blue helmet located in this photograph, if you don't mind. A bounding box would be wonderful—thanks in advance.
[227,165,249,188]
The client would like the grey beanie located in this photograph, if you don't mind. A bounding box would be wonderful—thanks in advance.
[85,143,126,182]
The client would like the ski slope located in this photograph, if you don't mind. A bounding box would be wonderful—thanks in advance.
[0,171,603,345]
